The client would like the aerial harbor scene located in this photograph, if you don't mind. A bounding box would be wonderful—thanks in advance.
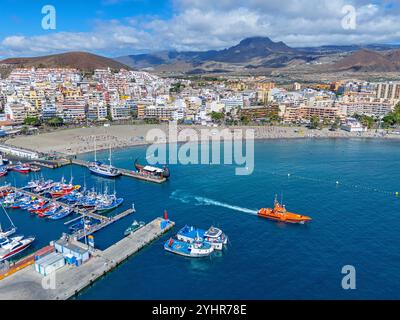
[0,0,399,306]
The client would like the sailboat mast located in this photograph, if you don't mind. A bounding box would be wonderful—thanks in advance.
[94,136,97,162]
[109,141,112,167]
[1,205,15,228]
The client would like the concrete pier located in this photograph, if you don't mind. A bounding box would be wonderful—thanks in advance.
[72,208,135,240]
[0,217,174,300]
[71,159,167,184]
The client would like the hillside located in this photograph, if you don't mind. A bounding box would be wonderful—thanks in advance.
[332,49,400,72]
[1,51,130,71]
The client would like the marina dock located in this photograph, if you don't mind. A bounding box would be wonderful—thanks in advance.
[0,217,175,300]
[71,159,167,184]
[5,186,136,239]
[72,208,135,240]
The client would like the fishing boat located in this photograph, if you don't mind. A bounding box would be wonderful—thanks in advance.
[0,236,35,262]
[1,193,23,208]
[258,195,312,224]
[0,188,12,198]
[0,167,8,177]
[22,180,39,190]
[9,195,32,209]
[164,236,214,258]
[88,139,120,178]
[0,155,9,166]
[30,165,41,172]
[124,220,145,236]
[12,163,30,174]
[27,200,49,214]
[48,179,81,198]
[48,207,73,220]
[94,194,123,214]
[38,205,61,218]
[60,190,83,204]
[134,159,170,179]
[20,198,45,210]
[32,180,54,193]
[177,225,228,250]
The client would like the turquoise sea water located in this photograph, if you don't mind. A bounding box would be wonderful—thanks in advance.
[1,138,400,299]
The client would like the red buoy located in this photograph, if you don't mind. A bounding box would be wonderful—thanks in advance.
[164,210,168,220]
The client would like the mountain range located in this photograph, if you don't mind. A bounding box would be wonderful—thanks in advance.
[2,36,400,75]
[115,37,400,74]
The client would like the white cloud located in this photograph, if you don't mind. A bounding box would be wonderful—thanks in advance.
[1,0,399,58]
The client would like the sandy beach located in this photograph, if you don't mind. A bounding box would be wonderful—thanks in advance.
[4,124,400,156]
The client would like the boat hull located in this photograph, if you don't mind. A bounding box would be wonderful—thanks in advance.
[164,239,214,258]
[89,166,121,178]
[0,238,35,262]
[257,210,312,224]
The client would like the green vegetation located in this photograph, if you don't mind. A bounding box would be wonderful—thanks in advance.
[354,114,375,129]
[169,82,184,94]
[309,115,320,129]
[45,117,64,126]
[209,111,224,123]
[24,116,41,126]
[383,103,400,127]
[330,117,341,130]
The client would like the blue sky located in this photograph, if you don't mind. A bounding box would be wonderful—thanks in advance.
[0,0,173,37]
[0,0,399,58]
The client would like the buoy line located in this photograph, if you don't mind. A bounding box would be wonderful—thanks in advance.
[271,171,399,197]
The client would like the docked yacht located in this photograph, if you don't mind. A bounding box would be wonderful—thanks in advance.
[0,236,35,262]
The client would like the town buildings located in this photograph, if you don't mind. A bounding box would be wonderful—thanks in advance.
[0,68,398,128]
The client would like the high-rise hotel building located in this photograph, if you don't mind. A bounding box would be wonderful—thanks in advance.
[376,82,400,101]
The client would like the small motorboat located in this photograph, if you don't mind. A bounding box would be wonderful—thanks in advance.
[12,163,30,174]
[124,220,145,236]
[30,165,41,172]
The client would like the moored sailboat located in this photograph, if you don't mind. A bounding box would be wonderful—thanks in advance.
[88,138,121,178]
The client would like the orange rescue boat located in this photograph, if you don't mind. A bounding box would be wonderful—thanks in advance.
[258,196,312,224]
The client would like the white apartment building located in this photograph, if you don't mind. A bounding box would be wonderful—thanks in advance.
[62,99,86,123]
[376,82,400,101]
[145,105,177,121]
[5,102,28,124]
[110,103,131,120]
[220,96,243,113]
[88,101,108,121]
[339,100,393,118]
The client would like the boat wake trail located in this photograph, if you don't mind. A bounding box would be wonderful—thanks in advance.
[170,190,258,216]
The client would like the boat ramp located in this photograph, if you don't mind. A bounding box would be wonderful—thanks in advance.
[0,217,174,300]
